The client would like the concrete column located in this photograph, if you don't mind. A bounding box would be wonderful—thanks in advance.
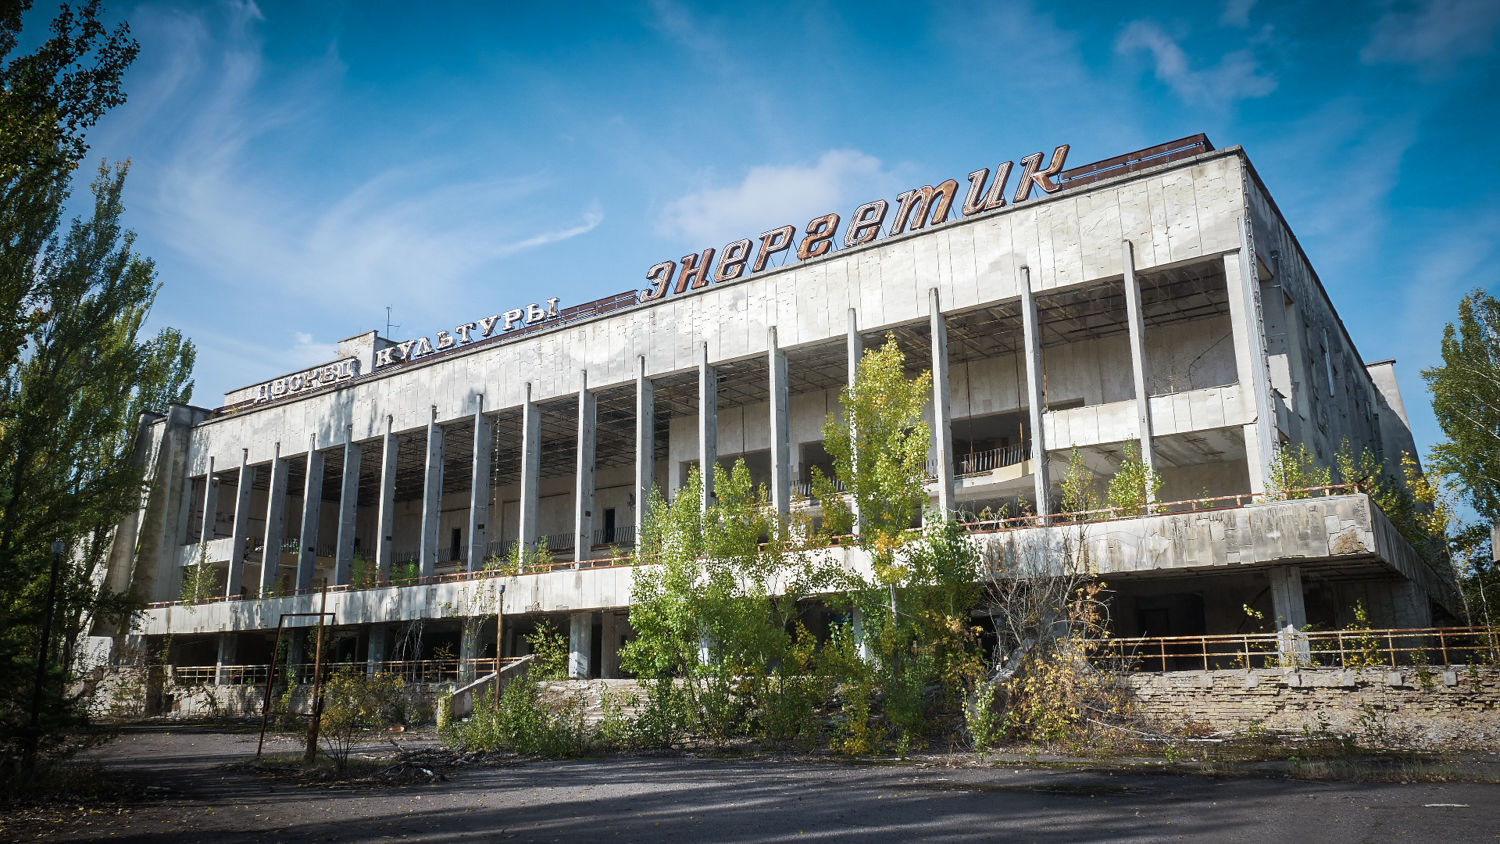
[1269,565,1309,662]
[768,327,791,516]
[258,445,289,597]
[698,342,718,511]
[295,438,325,592]
[569,611,593,679]
[227,451,256,598]
[418,407,444,578]
[575,374,597,563]
[199,456,217,546]
[1224,216,1277,495]
[1122,240,1156,500]
[374,419,398,580]
[929,288,955,517]
[600,612,623,679]
[1019,267,1051,517]
[635,356,655,544]
[518,384,541,550]
[847,308,864,533]
[366,623,390,677]
[468,400,493,572]
[852,606,872,662]
[214,633,236,685]
[459,623,479,682]
[1392,580,1433,629]
[334,436,362,585]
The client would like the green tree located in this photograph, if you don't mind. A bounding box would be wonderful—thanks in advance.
[1106,442,1161,516]
[1423,289,1500,522]
[1266,443,1331,500]
[1058,448,1100,516]
[1,0,138,373]
[822,334,932,564]
[623,462,838,745]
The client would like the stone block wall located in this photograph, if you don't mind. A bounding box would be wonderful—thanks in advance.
[1127,666,1500,749]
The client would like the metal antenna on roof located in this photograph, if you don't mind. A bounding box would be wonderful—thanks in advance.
[385,306,399,338]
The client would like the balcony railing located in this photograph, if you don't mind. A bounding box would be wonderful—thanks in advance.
[955,444,1029,476]
[171,656,532,687]
[1096,626,1500,672]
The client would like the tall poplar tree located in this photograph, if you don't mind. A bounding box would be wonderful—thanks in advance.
[0,2,196,770]
[1424,288,1500,521]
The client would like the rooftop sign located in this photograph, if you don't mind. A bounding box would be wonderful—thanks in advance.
[373,298,561,370]
[640,145,1070,303]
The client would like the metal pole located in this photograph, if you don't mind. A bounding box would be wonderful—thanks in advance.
[21,540,65,778]
[304,582,330,762]
[494,583,506,700]
[257,619,289,758]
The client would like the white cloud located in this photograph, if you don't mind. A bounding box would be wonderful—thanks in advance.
[1116,20,1276,107]
[1362,0,1500,69]
[119,4,602,314]
[1220,0,1256,27]
[655,149,902,247]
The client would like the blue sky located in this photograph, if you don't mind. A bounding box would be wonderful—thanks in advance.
[41,0,1500,465]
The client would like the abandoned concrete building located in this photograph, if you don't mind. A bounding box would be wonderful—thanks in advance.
[93,134,1459,688]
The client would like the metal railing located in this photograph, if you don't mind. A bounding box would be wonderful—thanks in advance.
[956,484,1359,534]
[1097,626,1500,672]
[955,444,1028,477]
[1057,133,1213,189]
[172,657,532,687]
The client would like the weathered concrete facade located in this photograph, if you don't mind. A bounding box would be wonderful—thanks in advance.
[95,138,1448,680]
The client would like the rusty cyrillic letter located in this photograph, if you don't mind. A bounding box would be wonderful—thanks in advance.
[892,180,959,235]
[753,225,795,274]
[1013,144,1070,203]
[716,239,752,282]
[962,161,1013,216]
[798,213,840,260]
[674,248,716,294]
[844,200,888,247]
[640,260,676,302]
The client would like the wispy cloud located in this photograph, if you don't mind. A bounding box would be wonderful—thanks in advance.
[1219,0,1256,28]
[121,3,602,316]
[1116,20,1276,107]
[655,149,902,247]
[1362,0,1500,71]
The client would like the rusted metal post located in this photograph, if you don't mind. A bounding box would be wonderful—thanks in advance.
[494,583,506,700]
[304,582,330,763]
[257,619,289,758]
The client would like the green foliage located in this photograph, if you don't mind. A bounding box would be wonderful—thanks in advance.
[391,560,420,586]
[1105,442,1161,516]
[1423,289,1500,521]
[179,543,217,605]
[1058,448,1100,516]
[350,553,379,590]
[823,333,932,559]
[487,536,552,576]
[0,3,194,771]
[448,673,586,756]
[1342,602,1385,669]
[525,620,569,681]
[1266,443,1331,500]
[1335,440,1456,579]
[623,461,842,746]
[318,669,405,774]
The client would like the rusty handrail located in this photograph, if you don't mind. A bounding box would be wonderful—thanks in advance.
[1094,625,1500,672]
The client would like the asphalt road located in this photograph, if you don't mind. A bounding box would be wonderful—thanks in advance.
[15,726,1500,843]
